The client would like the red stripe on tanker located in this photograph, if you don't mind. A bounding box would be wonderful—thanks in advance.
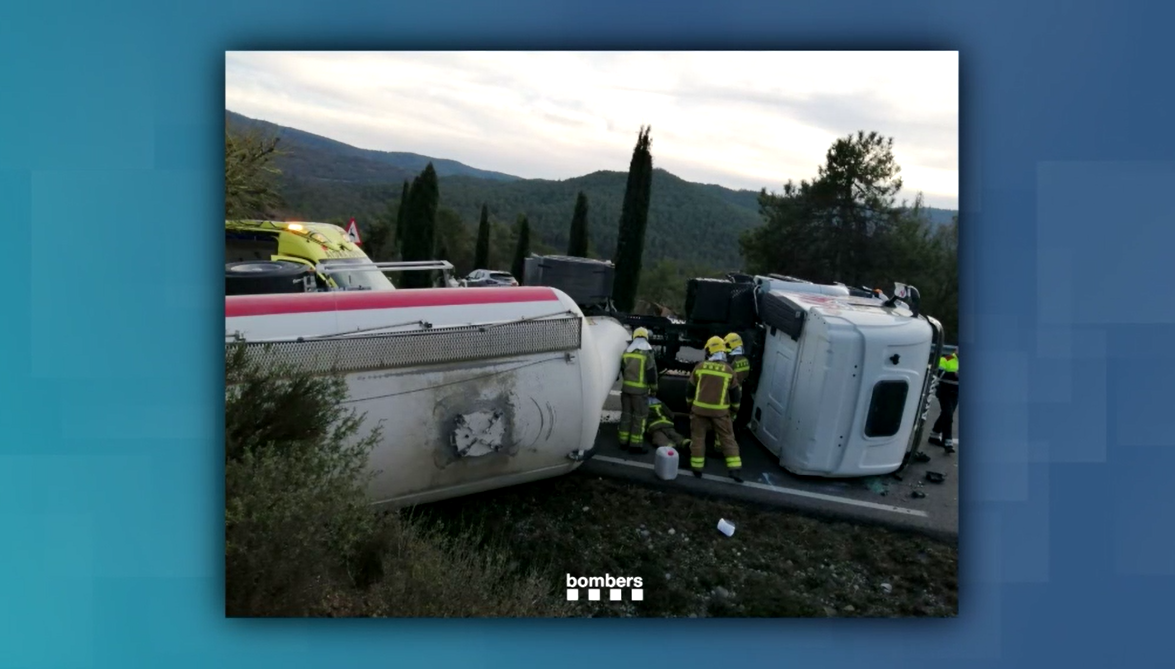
[225,286,573,342]
[225,286,559,318]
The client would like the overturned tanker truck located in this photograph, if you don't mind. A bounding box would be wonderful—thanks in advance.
[225,280,629,509]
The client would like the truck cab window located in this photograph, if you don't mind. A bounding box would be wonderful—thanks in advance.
[864,380,909,438]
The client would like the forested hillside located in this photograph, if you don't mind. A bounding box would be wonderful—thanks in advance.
[278,169,764,270]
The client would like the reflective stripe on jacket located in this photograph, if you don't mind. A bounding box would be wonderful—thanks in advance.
[686,360,742,417]
[647,403,674,431]
[731,354,751,385]
[621,350,658,394]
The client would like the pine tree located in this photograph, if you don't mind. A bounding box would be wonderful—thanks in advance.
[611,126,654,312]
[474,203,491,269]
[401,165,439,289]
[567,191,590,257]
[511,214,530,282]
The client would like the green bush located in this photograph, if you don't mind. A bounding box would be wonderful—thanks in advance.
[224,344,571,617]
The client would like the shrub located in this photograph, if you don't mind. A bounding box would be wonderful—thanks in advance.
[224,344,571,617]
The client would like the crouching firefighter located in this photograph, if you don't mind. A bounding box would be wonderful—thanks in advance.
[618,327,659,454]
[646,396,688,449]
[687,336,744,482]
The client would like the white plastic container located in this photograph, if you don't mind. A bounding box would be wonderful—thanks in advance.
[717,519,736,537]
[654,445,679,481]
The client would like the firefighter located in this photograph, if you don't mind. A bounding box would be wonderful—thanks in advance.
[618,327,658,454]
[645,396,687,449]
[687,336,743,482]
[724,332,751,386]
[929,347,959,453]
[725,331,753,428]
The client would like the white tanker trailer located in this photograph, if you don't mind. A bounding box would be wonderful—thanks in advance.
[225,286,629,508]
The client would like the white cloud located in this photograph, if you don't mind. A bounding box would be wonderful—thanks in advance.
[225,51,958,208]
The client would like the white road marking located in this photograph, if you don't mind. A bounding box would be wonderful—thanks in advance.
[609,390,621,397]
[590,455,929,518]
[600,410,621,424]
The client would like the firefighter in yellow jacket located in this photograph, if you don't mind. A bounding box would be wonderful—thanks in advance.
[687,336,743,482]
[724,332,751,386]
[645,396,688,449]
[618,327,659,454]
[725,331,753,430]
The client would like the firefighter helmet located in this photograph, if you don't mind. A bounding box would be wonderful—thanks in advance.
[705,336,727,355]
[632,327,649,340]
[724,332,744,350]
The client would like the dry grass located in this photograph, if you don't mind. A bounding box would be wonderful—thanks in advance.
[414,474,958,618]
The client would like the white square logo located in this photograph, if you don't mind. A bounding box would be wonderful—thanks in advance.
[564,574,644,603]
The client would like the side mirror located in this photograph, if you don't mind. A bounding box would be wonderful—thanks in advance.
[888,282,921,316]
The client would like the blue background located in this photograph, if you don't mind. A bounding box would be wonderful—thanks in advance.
[1,0,1171,666]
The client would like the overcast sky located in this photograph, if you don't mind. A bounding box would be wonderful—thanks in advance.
[225,51,958,209]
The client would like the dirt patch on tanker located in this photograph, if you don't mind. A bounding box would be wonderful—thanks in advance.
[414,473,958,617]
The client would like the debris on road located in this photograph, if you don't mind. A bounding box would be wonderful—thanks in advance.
[717,518,736,537]
[912,490,927,499]
[926,471,946,484]
[865,477,888,495]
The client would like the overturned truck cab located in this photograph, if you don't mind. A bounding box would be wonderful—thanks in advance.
[749,283,943,478]
[225,286,629,508]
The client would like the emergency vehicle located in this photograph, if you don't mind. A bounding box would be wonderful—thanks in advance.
[225,219,455,294]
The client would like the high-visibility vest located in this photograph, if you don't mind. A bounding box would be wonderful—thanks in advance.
[731,355,751,384]
[621,351,654,391]
[647,404,673,430]
[938,354,958,385]
[690,361,737,411]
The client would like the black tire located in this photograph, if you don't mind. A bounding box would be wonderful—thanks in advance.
[225,261,314,296]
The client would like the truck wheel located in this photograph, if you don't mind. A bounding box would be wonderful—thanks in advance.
[225,261,314,295]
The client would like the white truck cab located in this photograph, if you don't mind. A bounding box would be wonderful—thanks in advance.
[748,284,940,477]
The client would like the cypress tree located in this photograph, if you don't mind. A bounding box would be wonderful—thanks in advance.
[395,180,410,257]
[567,191,590,257]
[474,203,491,269]
[401,164,439,289]
[611,126,654,312]
[511,214,531,283]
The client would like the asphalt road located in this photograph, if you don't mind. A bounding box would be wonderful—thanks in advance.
[582,360,959,540]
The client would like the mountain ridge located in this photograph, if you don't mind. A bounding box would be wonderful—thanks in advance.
[227,110,958,270]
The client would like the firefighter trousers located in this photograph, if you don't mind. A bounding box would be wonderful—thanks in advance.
[650,427,684,448]
[689,413,741,471]
[618,392,649,445]
[932,386,958,439]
